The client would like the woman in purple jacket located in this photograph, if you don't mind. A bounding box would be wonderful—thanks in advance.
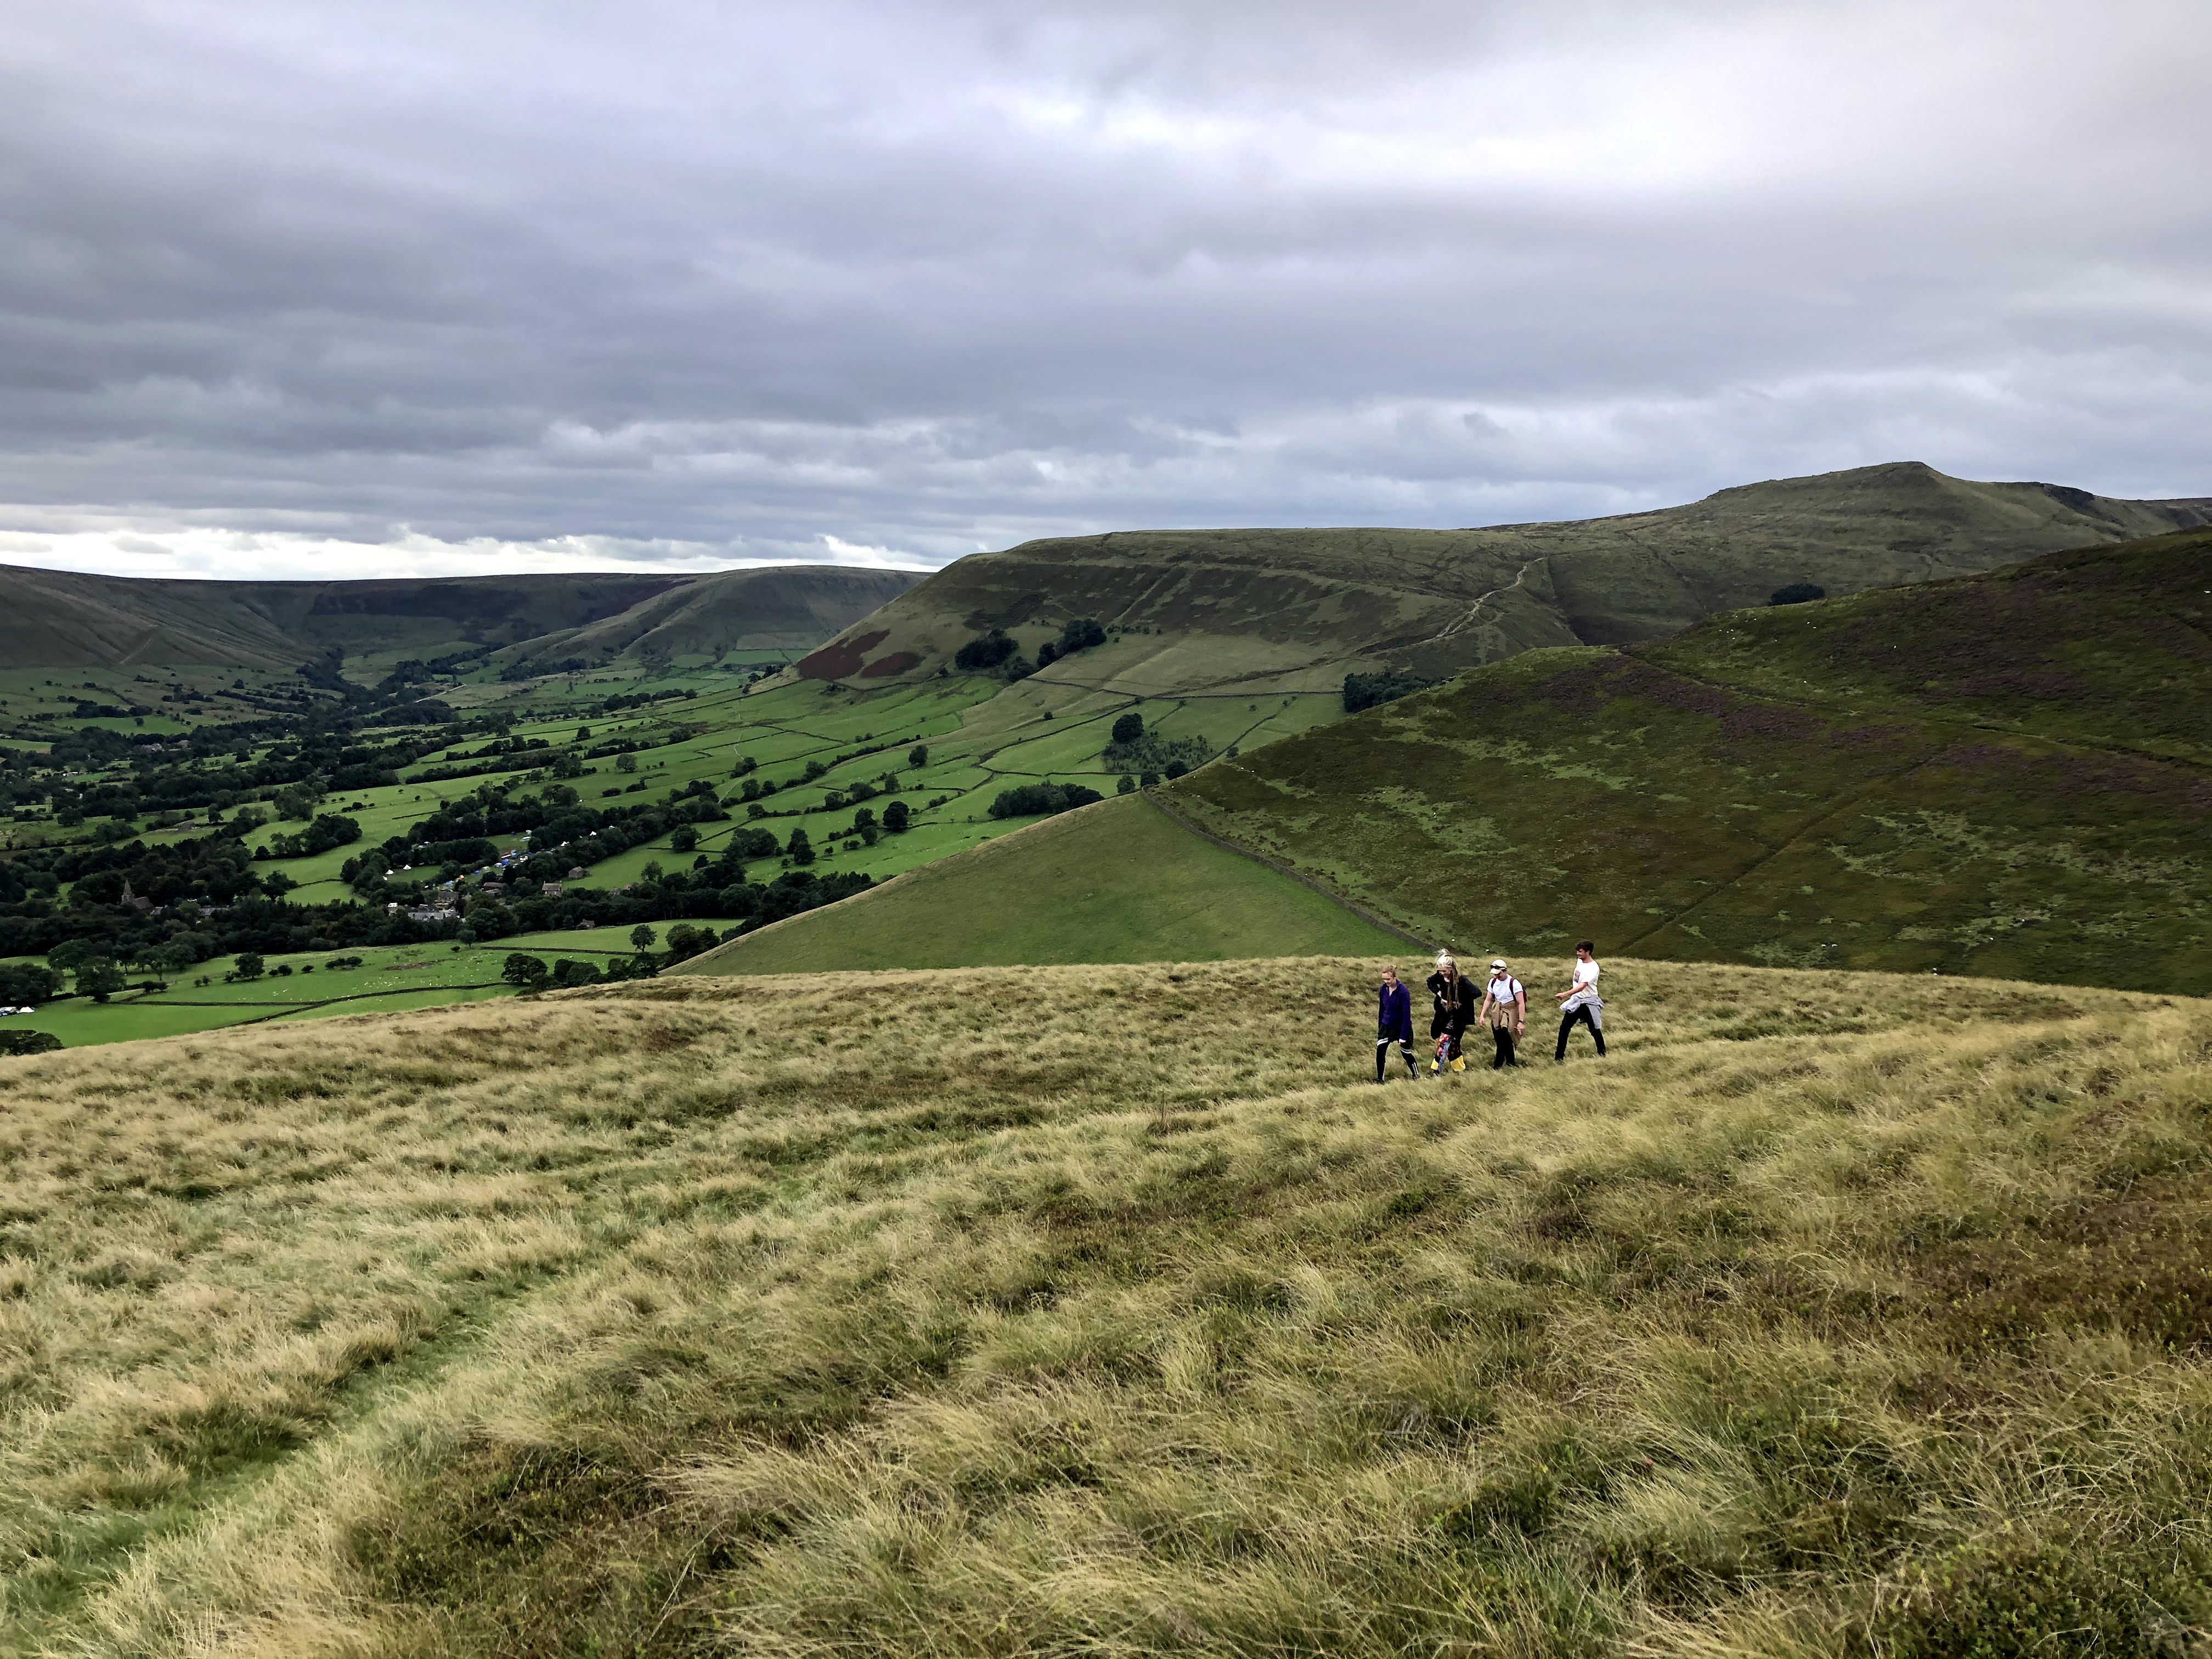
[1374,965,1419,1082]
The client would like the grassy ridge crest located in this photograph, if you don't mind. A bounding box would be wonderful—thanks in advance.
[1,958,2208,1653]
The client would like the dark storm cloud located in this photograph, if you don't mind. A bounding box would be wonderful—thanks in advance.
[1,0,2207,578]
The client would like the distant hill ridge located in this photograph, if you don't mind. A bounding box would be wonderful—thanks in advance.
[0,563,921,672]
[1165,522,2212,993]
[707,522,2212,992]
[793,462,2211,696]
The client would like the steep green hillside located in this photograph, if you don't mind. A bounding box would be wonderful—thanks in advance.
[1167,526,2212,993]
[0,563,917,673]
[792,462,2211,697]
[492,565,921,672]
[675,793,1410,974]
[4,961,2208,1656]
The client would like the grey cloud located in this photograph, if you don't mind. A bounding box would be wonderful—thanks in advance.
[0,0,2206,577]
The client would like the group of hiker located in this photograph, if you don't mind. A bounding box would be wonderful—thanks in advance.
[1373,943,1605,1081]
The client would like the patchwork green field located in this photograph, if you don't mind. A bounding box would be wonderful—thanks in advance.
[680,793,1410,975]
[1169,526,2212,995]
[2,927,747,1048]
[1,657,1351,1046]
[2,957,2208,1655]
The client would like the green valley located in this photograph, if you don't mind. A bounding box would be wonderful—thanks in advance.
[8,460,2210,1044]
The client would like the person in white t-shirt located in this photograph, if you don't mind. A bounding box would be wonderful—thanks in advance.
[1551,940,1607,1062]
[1476,957,1526,1069]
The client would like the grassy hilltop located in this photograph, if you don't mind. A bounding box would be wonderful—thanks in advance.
[1,959,2208,1655]
[790,462,2211,695]
[678,792,1409,975]
[1167,526,2212,994]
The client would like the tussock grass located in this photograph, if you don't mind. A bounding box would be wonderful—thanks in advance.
[1,959,2208,1656]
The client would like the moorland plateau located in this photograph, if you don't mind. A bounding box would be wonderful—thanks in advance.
[2,959,2209,1656]
[791,461,2211,693]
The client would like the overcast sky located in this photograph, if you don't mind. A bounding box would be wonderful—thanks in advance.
[2,0,2207,580]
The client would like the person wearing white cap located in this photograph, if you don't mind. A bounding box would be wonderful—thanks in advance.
[1476,957,1526,1069]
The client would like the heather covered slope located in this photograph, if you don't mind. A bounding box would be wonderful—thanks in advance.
[1167,526,2212,992]
[790,462,2212,695]
[3,960,2210,1656]
[673,793,1408,975]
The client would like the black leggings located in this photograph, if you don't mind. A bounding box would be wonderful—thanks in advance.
[1375,1035,1419,1079]
[1555,1005,1606,1059]
[1490,1023,1517,1068]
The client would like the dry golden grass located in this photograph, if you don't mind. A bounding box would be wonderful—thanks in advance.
[1,958,2208,1657]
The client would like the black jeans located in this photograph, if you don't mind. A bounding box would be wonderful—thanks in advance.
[1490,1023,1517,1068]
[1555,1005,1606,1060]
[1375,1035,1418,1079]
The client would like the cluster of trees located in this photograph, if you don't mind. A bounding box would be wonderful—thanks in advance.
[953,619,1108,679]
[1769,583,1827,606]
[1342,671,1438,714]
[0,962,60,1004]
[953,631,1013,670]
[1100,713,1211,778]
[256,813,362,861]
[346,778,729,898]
[2,722,428,826]
[1035,617,1105,668]
[988,782,1103,820]
[499,921,729,991]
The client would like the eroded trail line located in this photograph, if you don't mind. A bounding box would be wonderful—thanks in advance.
[1425,554,1549,646]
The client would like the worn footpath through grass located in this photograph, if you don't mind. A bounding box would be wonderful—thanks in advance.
[1,958,2209,1656]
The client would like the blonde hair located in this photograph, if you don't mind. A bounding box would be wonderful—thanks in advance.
[1434,951,1457,974]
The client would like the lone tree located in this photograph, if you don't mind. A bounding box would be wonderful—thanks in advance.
[786,827,815,865]
[908,744,929,768]
[232,952,265,982]
[1111,710,1144,744]
[630,924,658,951]
[883,800,910,833]
[76,958,127,1003]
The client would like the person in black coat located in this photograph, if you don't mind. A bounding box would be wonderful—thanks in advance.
[1425,952,1477,1074]
[1374,965,1419,1082]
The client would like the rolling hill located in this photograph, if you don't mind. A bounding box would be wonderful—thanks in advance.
[1160,524,2212,993]
[788,462,2212,697]
[674,792,1412,975]
[3,959,2208,1655]
[0,562,919,673]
